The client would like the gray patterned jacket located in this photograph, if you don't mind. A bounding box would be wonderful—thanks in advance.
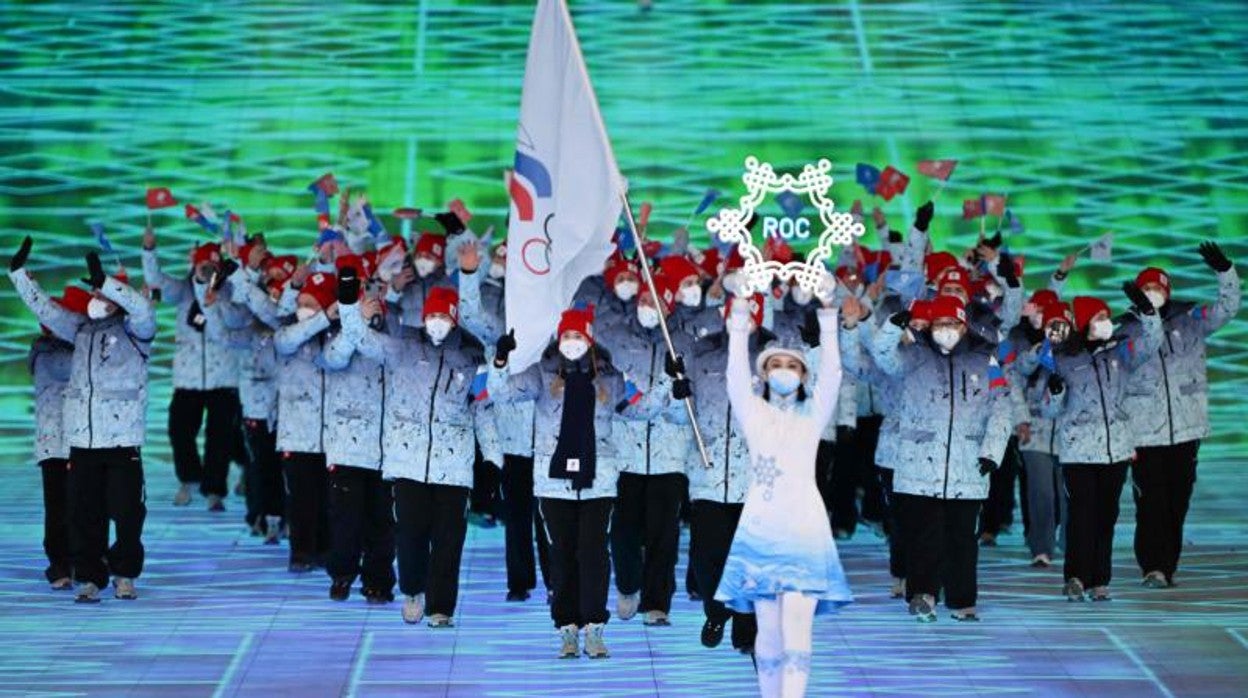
[29,335,74,462]
[230,278,282,425]
[273,312,334,454]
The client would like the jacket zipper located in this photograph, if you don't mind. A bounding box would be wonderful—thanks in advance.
[201,322,207,389]
[1091,354,1113,463]
[378,364,387,467]
[86,328,96,448]
[645,345,656,475]
[318,336,326,453]
[425,350,444,482]
[1160,334,1175,445]
[724,405,732,503]
[943,355,954,499]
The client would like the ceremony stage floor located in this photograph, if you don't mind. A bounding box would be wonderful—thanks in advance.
[0,445,1244,697]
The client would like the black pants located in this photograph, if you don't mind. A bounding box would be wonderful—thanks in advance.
[469,442,501,519]
[169,388,238,497]
[829,430,861,533]
[327,466,396,591]
[67,447,146,588]
[878,467,906,580]
[611,471,686,614]
[283,451,329,566]
[897,493,981,610]
[1063,462,1128,588]
[690,500,757,649]
[394,480,469,615]
[39,458,71,582]
[979,435,1021,537]
[541,497,612,628]
[243,419,285,528]
[1132,440,1200,582]
[500,455,552,594]
[855,416,887,524]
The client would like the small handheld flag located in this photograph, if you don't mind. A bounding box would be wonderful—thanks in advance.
[875,166,911,202]
[776,190,804,218]
[89,222,113,253]
[146,187,178,210]
[469,366,490,404]
[448,199,473,223]
[1087,232,1113,262]
[855,163,881,196]
[694,188,719,216]
[962,198,986,220]
[185,204,221,235]
[982,194,1007,217]
[916,159,958,181]
[614,372,645,413]
[1037,338,1057,373]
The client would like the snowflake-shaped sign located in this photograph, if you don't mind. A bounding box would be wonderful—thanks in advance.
[751,454,783,501]
[706,156,865,296]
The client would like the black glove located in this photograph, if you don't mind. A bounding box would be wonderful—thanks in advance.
[435,211,466,237]
[887,228,902,244]
[1199,241,1232,273]
[82,251,106,289]
[664,352,686,379]
[800,310,821,347]
[914,201,934,233]
[186,300,207,333]
[495,328,517,364]
[672,377,692,401]
[889,310,912,329]
[1047,373,1065,396]
[9,235,32,272]
[212,259,239,292]
[997,252,1020,289]
[337,267,360,305]
[1122,281,1155,316]
[978,457,998,476]
[984,231,1003,250]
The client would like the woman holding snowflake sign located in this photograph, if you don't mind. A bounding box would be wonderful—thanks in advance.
[714,280,854,698]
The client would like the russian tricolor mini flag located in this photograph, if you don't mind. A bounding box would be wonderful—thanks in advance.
[469,366,490,403]
[987,356,1008,390]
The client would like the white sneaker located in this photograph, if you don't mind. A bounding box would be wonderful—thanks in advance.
[583,622,609,658]
[557,624,580,659]
[264,516,281,545]
[427,613,454,628]
[173,484,192,506]
[642,610,670,626]
[112,577,137,600]
[74,583,101,604]
[889,577,906,599]
[617,592,640,620]
[402,594,425,624]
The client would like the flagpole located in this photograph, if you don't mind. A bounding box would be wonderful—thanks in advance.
[619,190,714,470]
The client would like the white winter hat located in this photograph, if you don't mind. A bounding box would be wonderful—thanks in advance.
[755,344,808,376]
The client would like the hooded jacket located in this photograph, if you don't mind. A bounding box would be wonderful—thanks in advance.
[29,334,74,462]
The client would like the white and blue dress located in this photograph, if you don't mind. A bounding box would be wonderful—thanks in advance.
[714,307,854,615]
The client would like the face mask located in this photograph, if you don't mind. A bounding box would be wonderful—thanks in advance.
[722,272,744,296]
[295,306,318,322]
[791,286,813,305]
[1145,290,1166,309]
[425,317,453,344]
[678,285,703,308]
[615,280,639,302]
[414,258,438,278]
[1088,318,1114,341]
[933,327,962,352]
[488,262,506,280]
[1028,314,1043,330]
[637,305,661,329]
[984,284,1002,302]
[767,368,802,397]
[368,313,386,331]
[560,338,589,361]
[86,298,114,320]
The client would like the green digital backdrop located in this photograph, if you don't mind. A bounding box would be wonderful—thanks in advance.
[0,0,1244,462]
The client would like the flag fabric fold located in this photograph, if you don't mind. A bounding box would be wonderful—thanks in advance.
[504,0,624,373]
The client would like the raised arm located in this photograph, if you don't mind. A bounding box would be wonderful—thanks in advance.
[233,279,282,330]
[8,268,84,343]
[338,299,400,363]
[458,266,503,344]
[868,315,913,378]
[725,297,759,420]
[809,307,844,428]
[101,276,156,341]
[1195,243,1240,336]
[140,247,190,304]
[274,312,330,356]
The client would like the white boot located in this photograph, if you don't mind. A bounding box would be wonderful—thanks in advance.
[616,592,639,620]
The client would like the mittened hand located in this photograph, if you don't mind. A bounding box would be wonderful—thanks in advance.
[978,457,998,476]
[672,377,692,401]
[1122,281,1155,316]
[337,267,361,305]
[495,328,517,364]
[800,310,822,347]
[889,310,912,329]
[664,352,686,379]
[83,252,106,289]
[1047,373,1065,396]
[1199,241,1232,273]
[997,252,1020,288]
[914,201,935,233]
[213,259,239,291]
[186,300,207,333]
[9,235,32,272]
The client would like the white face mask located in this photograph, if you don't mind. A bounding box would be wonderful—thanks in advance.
[933,327,962,352]
[615,280,639,302]
[637,305,661,329]
[295,306,318,322]
[791,285,813,305]
[560,338,589,361]
[1089,318,1114,341]
[722,272,744,296]
[86,298,114,320]
[414,258,438,278]
[1028,313,1044,330]
[767,368,802,396]
[984,284,1003,302]
[425,317,453,344]
[1145,290,1166,309]
[678,284,702,308]
[488,262,506,280]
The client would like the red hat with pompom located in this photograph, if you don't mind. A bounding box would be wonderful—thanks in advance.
[557,307,595,345]
[929,295,967,324]
[422,286,459,325]
[1072,296,1110,332]
[300,271,338,311]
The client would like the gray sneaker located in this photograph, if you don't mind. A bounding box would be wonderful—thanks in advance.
[909,595,936,623]
[112,577,137,600]
[74,583,101,604]
[583,622,609,659]
[616,592,640,621]
[264,516,281,545]
[557,624,580,659]
[427,613,454,628]
[1142,571,1169,589]
[401,594,425,625]
[642,610,670,626]
[1064,578,1086,602]
[172,484,192,507]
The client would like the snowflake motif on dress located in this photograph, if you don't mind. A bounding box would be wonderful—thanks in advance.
[752,455,783,501]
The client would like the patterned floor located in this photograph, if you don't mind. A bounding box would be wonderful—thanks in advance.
[0,1,1246,696]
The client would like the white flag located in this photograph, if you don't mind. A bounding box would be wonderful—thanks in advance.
[1089,232,1113,262]
[504,0,623,373]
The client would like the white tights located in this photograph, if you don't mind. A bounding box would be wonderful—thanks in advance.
[753,592,816,698]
